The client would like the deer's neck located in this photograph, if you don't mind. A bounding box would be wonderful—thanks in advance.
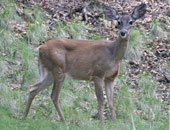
[112,36,129,61]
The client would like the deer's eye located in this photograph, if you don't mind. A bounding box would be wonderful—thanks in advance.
[129,21,133,25]
[117,20,121,25]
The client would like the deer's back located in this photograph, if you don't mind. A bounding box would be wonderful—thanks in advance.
[38,38,119,80]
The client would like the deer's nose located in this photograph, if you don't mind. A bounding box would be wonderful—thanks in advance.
[120,30,127,37]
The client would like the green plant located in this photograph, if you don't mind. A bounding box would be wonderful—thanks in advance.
[150,18,159,34]
[116,84,134,119]
[125,29,144,61]
[25,7,49,45]
[56,20,87,39]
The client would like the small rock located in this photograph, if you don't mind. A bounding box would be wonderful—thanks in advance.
[78,101,88,110]
[90,108,98,118]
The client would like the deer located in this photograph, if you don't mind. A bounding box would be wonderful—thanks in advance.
[22,3,146,129]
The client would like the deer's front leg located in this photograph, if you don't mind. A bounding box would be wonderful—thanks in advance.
[104,80,117,121]
[94,77,104,129]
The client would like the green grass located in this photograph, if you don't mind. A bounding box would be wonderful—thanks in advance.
[125,28,144,61]
[0,106,68,130]
[56,19,87,39]
[25,6,49,45]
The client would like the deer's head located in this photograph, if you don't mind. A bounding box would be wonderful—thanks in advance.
[103,3,146,39]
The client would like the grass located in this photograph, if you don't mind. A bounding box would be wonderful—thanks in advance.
[55,19,87,39]
[25,6,49,45]
[125,28,144,61]
[0,0,169,130]
[0,106,68,130]
[150,17,170,39]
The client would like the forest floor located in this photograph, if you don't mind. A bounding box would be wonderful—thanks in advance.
[0,0,169,130]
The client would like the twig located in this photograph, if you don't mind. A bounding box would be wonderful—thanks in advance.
[131,114,136,130]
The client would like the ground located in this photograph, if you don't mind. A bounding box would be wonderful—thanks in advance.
[0,0,169,130]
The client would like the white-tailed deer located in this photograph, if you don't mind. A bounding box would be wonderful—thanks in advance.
[23,3,146,129]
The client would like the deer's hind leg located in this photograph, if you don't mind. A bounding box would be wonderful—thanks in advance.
[22,71,53,119]
[50,67,66,123]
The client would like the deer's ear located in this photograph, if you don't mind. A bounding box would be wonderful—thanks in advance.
[132,3,146,20]
[103,5,119,21]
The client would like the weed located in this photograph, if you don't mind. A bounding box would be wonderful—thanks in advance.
[56,20,87,39]
[125,28,144,61]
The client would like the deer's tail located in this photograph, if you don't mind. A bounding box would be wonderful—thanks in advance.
[37,47,45,81]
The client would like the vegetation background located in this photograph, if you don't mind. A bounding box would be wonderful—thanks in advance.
[0,0,169,129]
